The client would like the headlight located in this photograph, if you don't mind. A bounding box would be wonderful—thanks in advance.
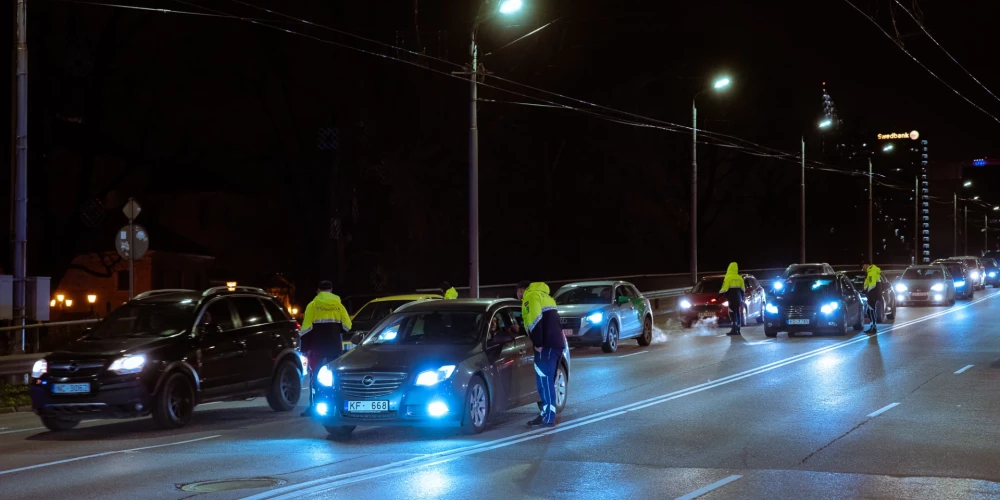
[931,283,945,292]
[679,299,692,309]
[773,282,784,290]
[317,366,334,387]
[895,284,908,293]
[765,303,778,314]
[955,280,966,288]
[31,359,46,378]
[415,365,457,387]
[990,272,997,278]
[108,355,146,375]
[586,312,604,324]
[971,271,980,280]
[820,302,840,315]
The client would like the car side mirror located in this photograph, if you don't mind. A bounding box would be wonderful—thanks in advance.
[617,296,629,305]
[351,332,364,345]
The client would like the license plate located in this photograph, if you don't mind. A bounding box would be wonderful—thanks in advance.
[345,400,389,413]
[912,292,928,297]
[699,312,715,319]
[561,329,575,336]
[52,383,90,394]
[787,319,810,325]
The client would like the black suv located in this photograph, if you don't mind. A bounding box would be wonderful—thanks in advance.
[29,287,306,431]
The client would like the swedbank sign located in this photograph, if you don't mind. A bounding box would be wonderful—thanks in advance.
[877,130,920,140]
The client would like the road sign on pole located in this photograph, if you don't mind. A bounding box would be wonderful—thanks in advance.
[121,198,143,299]
[123,198,142,220]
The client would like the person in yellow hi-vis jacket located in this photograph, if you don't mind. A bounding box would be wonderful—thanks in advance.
[719,262,746,336]
[441,282,459,299]
[517,280,565,428]
[862,263,883,334]
[299,280,352,417]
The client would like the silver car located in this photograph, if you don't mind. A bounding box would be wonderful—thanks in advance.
[553,281,653,353]
[895,265,957,307]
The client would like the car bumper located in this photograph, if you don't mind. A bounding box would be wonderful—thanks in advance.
[765,314,844,332]
[678,307,731,323]
[311,384,465,428]
[563,319,605,346]
[30,377,152,419]
[895,292,949,305]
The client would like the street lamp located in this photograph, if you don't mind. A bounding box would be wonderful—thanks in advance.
[468,0,524,298]
[65,299,73,308]
[56,294,64,303]
[87,294,97,304]
[818,119,832,129]
[883,143,894,152]
[964,180,973,187]
[691,75,732,284]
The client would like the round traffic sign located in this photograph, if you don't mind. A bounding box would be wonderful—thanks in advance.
[116,225,149,260]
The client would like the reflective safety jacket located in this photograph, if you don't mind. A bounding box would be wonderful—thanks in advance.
[719,262,746,293]
[444,287,459,300]
[300,292,352,354]
[863,265,882,292]
[521,282,565,349]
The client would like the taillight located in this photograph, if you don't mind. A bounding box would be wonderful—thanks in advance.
[295,322,301,331]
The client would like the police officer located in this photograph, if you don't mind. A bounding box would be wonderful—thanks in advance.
[441,282,459,300]
[517,280,565,428]
[862,263,883,333]
[719,262,746,336]
[299,280,352,417]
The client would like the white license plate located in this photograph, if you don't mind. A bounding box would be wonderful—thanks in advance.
[52,383,90,394]
[912,293,928,297]
[561,329,575,336]
[345,400,389,413]
[787,319,810,325]
[699,312,715,319]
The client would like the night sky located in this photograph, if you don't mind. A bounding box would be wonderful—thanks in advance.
[1,0,999,300]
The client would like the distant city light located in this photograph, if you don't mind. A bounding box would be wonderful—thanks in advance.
[974,196,980,200]
[973,159,987,166]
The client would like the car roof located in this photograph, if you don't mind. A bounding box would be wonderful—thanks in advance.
[370,294,443,302]
[559,280,632,287]
[788,273,839,280]
[132,291,206,303]
[394,298,519,313]
[789,263,831,268]
[933,259,963,264]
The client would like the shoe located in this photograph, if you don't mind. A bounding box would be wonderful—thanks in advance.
[527,416,546,426]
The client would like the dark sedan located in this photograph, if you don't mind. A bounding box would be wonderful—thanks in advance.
[932,260,974,299]
[983,258,1000,288]
[842,270,897,322]
[312,299,570,438]
[764,274,865,337]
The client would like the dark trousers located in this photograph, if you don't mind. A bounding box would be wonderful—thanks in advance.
[534,347,560,424]
[866,290,881,325]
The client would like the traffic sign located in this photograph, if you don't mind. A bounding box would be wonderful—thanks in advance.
[123,198,142,220]
[116,224,149,260]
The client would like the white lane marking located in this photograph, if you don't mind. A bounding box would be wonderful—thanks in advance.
[245,291,1000,500]
[618,351,648,358]
[867,403,900,418]
[954,364,974,375]
[0,435,220,476]
[0,426,44,435]
[675,475,744,500]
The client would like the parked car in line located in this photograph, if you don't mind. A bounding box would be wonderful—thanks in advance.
[677,275,766,328]
[30,287,306,431]
[841,270,897,321]
[932,259,974,299]
[951,256,986,290]
[764,274,865,337]
[552,281,653,353]
[348,294,443,350]
[771,263,837,293]
[981,258,1000,288]
[312,299,570,438]
[894,265,956,307]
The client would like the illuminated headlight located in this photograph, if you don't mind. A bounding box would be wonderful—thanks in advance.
[931,283,945,292]
[955,280,966,288]
[895,284,908,293]
[315,402,329,416]
[971,271,980,280]
[765,303,778,314]
[934,294,943,301]
[427,401,449,417]
[679,299,692,309]
[586,312,604,324]
[897,295,904,302]
[318,366,334,387]
[31,359,47,378]
[108,355,146,375]
[990,272,997,278]
[415,365,457,387]
[820,302,840,315]
[773,282,784,290]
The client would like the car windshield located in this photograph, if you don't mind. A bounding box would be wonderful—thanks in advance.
[984,259,998,269]
[88,302,196,339]
[353,300,410,322]
[783,278,837,298]
[365,311,483,345]
[935,263,964,277]
[843,272,866,285]
[784,266,826,278]
[902,268,945,280]
[555,286,613,305]
[691,278,725,294]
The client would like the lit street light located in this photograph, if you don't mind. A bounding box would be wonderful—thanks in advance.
[498,0,523,14]
[818,119,832,128]
[691,75,732,284]
[883,143,894,152]
[974,196,981,200]
[964,180,973,187]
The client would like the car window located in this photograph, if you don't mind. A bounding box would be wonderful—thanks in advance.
[555,285,613,305]
[692,278,725,293]
[202,299,237,332]
[902,268,945,280]
[262,299,290,322]
[620,285,637,298]
[509,308,526,334]
[233,297,269,327]
[354,300,410,321]
[615,286,629,301]
[488,310,520,340]
[90,302,197,339]
[365,311,483,345]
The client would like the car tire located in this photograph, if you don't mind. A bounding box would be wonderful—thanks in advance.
[764,327,777,338]
[755,304,765,324]
[461,376,490,434]
[601,321,619,353]
[325,425,356,440]
[266,359,302,412]
[41,417,80,432]
[553,364,568,414]
[152,372,195,430]
[637,316,653,346]
[887,303,896,320]
[948,298,956,306]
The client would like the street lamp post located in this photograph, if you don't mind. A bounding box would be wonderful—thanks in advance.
[690,76,731,285]
[468,0,523,298]
[868,159,873,263]
[802,119,834,264]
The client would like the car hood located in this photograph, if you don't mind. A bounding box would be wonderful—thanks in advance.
[47,335,180,360]
[554,304,611,317]
[773,294,840,306]
[332,343,477,373]
[683,292,724,305]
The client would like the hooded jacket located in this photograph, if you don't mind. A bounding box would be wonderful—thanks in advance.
[719,263,746,293]
[863,265,882,292]
[300,292,352,355]
[444,287,459,300]
[521,282,565,349]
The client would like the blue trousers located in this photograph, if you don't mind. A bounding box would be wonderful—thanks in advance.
[534,347,560,424]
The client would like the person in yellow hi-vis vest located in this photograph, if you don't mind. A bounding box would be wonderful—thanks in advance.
[299,280,352,417]
[441,282,459,300]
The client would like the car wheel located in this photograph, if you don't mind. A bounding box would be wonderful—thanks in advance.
[887,302,896,320]
[152,372,195,430]
[461,376,490,434]
[554,364,568,414]
[41,417,80,432]
[764,327,777,338]
[948,298,956,306]
[266,359,302,412]
[637,316,653,346]
[325,425,356,440]
[601,321,619,353]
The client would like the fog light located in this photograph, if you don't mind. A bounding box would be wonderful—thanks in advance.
[934,294,943,302]
[428,401,449,417]
[316,402,329,416]
[897,295,904,302]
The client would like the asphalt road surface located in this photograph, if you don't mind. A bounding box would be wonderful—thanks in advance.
[3,291,1000,499]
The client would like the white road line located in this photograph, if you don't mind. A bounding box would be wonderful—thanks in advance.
[0,426,44,436]
[0,435,220,476]
[618,351,648,358]
[867,403,900,418]
[244,291,1000,500]
[675,475,743,500]
[954,364,974,375]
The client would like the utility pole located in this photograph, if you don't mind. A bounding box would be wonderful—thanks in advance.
[12,0,28,353]
[690,100,698,285]
[964,205,968,255]
[801,136,806,263]
[986,214,989,254]
[468,28,480,298]
[953,193,958,256]
[914,177,919,265]
[867,159,873,263]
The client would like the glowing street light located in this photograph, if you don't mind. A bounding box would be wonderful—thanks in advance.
[50,299,56,307]
[818,119,832,128]
[56,294,65,303]
[691,74,734,284]
[226,281,237,291]
[713,77,732,90]
[290,307,299,316]
[974,196,980,200]
[87,294,97,304]
[883,143,894,152]
[498,0,523,15]
[964,180,973,187]
[65,299,73,307]
[994,206,999,211]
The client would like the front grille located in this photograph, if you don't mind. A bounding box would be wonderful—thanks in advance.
[787,306,817,318]
[339,372,407,398]
[41,403,107,415]
[342,410,399,420]
[48,361,107,377]
[560,318,581,330]
[692,305,721,312]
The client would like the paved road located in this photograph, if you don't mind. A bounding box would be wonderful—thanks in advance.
[3,290,1000,499]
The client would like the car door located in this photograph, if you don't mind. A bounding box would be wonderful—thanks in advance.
[231,296,277,388]
[839,276,861,322]
[509,307,540,403]
[197,298,245,396]
[615,285,639,337]
[484,309,523,410]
